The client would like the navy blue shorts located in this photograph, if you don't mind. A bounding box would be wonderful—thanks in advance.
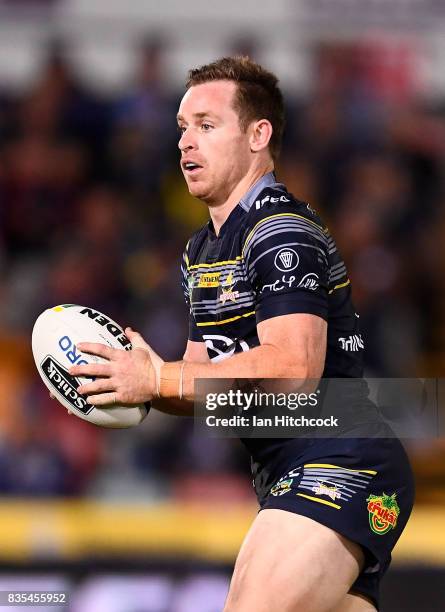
[258,436,415,610]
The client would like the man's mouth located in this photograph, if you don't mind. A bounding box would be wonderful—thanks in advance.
[182,161,203,175]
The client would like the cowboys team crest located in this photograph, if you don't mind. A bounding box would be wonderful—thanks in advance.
[219,271,240,304]
[312,481,341,501]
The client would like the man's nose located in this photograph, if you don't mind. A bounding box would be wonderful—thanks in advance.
[178,129,197,152]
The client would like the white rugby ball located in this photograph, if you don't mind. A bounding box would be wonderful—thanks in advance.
[31,304,150,428]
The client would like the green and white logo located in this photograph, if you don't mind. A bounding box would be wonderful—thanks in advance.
[270,478,293,497]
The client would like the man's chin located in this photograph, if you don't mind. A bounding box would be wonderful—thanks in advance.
[187,180,209,201]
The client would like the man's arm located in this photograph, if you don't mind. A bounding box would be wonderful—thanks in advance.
[183,340,212,364]
[153,340,209,415]
[70,313,326,408]
[160,313,327,400]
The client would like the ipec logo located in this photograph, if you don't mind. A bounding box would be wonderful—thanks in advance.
[366,492,400,535]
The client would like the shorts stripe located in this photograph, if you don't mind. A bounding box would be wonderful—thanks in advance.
[296,493,341,509]
[304,463,377,475]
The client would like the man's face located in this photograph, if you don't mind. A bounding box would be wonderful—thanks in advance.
[177,80,252,204]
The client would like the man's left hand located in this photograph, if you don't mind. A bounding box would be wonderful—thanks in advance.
[69,328,164,406]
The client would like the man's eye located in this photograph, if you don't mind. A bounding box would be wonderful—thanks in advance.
[178,126,186,134]
[201,123,213,131]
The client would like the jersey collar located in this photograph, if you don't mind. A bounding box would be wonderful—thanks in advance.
[207,172,281,238]
[238,171,278,212]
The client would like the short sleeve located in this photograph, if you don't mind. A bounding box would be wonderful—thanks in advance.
[181,242,202,341]
[242,211,329,323]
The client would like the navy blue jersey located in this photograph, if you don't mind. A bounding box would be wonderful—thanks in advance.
[181,172,363,378]
[181,172,367,485]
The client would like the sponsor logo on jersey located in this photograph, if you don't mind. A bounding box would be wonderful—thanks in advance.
[198,272,221,288]
[367,493,400,535]
[338,334,364,352]
[255,194,290,210]
[274,248,299,272]
[41,356,93,415]
[262,274,296,293]
[270,478,293,496]
[312,481,341,501]
[202,334,250,363]
[297,272,319,290]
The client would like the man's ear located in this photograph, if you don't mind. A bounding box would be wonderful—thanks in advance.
[249,119,273,153]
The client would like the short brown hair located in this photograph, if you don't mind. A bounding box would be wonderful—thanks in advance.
[186,56,285,161]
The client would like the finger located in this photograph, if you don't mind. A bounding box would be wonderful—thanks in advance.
[78,379,115,396]
[76,342,115,360]
[125,327,150,351]
[70,363,111,377]
[86,392,117,406]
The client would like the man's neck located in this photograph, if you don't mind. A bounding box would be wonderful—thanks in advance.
[209,163,274,235]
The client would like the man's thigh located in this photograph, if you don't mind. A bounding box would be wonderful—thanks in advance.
[330,593,377,612]
[224,509,365,612]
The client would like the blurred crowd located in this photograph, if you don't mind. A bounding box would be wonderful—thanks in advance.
[0,37,444,499]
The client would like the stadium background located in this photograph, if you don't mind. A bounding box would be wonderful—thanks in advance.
[0,0,444,610]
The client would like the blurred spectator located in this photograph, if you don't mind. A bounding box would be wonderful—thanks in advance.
[110,36,178,201]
